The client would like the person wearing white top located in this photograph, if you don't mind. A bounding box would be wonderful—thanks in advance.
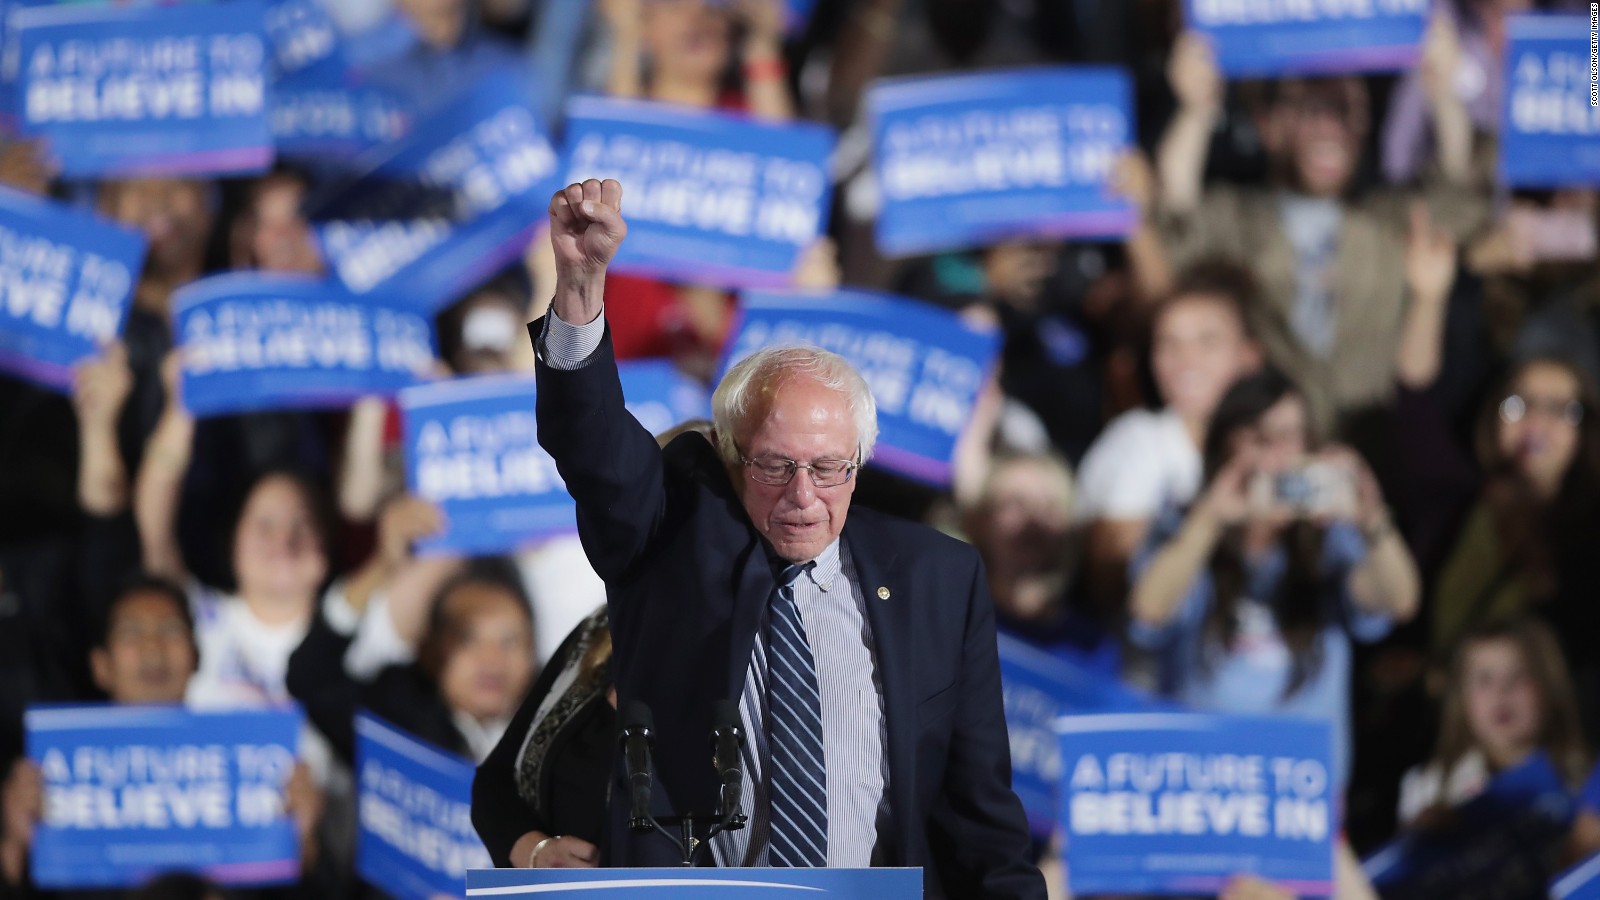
[1073,264,1265,604]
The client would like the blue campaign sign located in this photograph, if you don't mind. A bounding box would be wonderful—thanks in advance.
[400,372,573,555]
[13,2,273,177]
[998,635,1160,837]
[1183,0,1428,76]
[314,73,560,312]
[562,96,836,289]
[465,867,924,898]
[0,187,146,390]
[263,0,340,76]
[1555,854,1600,900]
[617,359,712,437]
[1058,712,1335,897]
[355,713,489,900]
[721,289,1000,486]
[869,67,1136,257]
[1499,14,1600,188]
[271,60,412,161]
[1363,750,1574,900]
[174,273,435,417]
[26,704,302,889]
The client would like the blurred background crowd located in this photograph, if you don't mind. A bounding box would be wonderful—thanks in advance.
[1,0,1599,897]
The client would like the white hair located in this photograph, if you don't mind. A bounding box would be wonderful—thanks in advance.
[712,345,879,466]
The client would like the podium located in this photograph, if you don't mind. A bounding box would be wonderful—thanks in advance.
[465,868,923,898]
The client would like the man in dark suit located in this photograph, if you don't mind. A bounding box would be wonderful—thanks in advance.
[530,178,1044,898]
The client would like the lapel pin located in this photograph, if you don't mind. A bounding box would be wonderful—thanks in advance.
[877,586,891,600]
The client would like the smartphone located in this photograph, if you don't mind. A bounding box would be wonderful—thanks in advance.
[1247,462,1356,518]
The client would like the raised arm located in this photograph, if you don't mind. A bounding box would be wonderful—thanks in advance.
[599,0,644,100]
[336,396,391,524]
[1128,452,1251,628]
[734,0,795,122]
[1156,32,1223,219]
[71,341,133,517]
[536,180,672,582]
[133,352,193,584]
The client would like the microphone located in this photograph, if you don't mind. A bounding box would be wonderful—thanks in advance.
[710,700,745,824]
[619,701,655,832]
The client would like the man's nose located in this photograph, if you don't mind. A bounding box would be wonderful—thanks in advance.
[786,468,816,505]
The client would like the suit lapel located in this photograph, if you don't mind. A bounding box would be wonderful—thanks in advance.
[726,532,772,702]
[842,516,916,865]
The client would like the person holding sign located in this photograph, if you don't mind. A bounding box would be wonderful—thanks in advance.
[1398,617,1587,828]
[1129,368,1420,790]
[0,577,323,888]
[524,179,1043,896]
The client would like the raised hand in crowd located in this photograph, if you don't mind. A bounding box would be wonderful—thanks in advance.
[1111,149,1174,304]
[284,760,324,869]
[1395,201,1460,389]
[1127,445,1256,628]
[791,237,841,291]
[1417,9,1472,182]
[732,0,794,121]
[1158,31,1223,216]
[337,396,395,524]
[72,340,134,517]
[599,0,646,98]
[346,494,460,648]
[135,351,195,584]
[0,757,41,886]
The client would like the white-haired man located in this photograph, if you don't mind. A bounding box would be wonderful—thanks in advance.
[521,179,1043,898]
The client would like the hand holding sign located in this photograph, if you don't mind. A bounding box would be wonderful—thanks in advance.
[0,759,42,886]
[1169,32,1223,114]
[71,342,133,432]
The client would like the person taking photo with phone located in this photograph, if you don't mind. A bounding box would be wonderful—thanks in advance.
[1128,367,1420,790]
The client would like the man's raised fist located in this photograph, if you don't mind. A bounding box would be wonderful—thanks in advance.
[549,179,626,280]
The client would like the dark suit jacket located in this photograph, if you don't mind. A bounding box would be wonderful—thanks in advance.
[531,320,1044,899]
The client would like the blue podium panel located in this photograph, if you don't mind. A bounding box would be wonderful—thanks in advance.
[465,868,923,898]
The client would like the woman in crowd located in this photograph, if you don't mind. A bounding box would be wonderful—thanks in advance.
[472,605,613,870]
[1073,261,1269,607]
[134,357,334,713]
[962,451,1117,678]
[1396,238,1600,734]
[1129,368,1420,787]
[286,495,537,765]
[1398,616,1588,826]
[469,422,712,869]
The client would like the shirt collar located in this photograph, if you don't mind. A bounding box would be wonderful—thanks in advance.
[803,538,843,593]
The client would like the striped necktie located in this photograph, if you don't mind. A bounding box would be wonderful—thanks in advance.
[767,561,828,867]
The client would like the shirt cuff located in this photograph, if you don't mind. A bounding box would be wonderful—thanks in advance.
[540,305,606,371]
[343,590,416,679]
[321,579,361,637]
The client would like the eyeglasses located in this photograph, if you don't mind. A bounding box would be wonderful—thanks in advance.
[1500,393,1584,427]
[739,451,859,488]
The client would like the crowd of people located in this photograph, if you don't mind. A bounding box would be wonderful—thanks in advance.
[1,0,1598,897]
